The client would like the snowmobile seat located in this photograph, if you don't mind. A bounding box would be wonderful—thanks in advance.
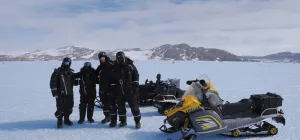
[219,98,253,117]
[138,84,157,100]
[221,112,259,119]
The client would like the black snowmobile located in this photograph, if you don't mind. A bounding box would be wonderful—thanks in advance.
[94,78,184,108]
[136,79,159,106]
[152,79,186,114]
[159,75,286,140]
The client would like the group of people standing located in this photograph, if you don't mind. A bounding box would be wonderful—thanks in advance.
[49,51,141,129]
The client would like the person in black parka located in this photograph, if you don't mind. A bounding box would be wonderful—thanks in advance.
[95,52,114,124]
[109,51,141,129]
[50,57,79,128]
[155,73,161,86]
[76,62,98,124]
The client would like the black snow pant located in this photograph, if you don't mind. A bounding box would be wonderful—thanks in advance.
[109,89,141,123]
[79,95,95,120]
[100,92,110,118]
[54,96,74,119]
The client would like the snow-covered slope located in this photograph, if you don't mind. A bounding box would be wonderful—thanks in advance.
[0,44,249,62]
[0,46,154,61]
[149,43,243,61]
[18,46,97,61]
[0,61,299,140]
[1,44,300,63]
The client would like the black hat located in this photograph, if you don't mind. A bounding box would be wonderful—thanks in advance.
[98,51,107,58]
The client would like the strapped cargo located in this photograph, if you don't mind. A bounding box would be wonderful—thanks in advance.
[250,92,283,115]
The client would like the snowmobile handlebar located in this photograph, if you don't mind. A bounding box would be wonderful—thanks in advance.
[186,80,199,85]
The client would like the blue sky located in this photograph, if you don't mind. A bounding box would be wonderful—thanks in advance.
[0,0,300,56]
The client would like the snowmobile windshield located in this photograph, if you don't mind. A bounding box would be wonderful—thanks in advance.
[181,82,204,102]
[181,74,211,102]
[159,78,180,88]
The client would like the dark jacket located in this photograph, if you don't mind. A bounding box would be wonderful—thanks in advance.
[95,57,114,94]
[50,67,78,97]
[111,57,139,95]
[75,67,98,98]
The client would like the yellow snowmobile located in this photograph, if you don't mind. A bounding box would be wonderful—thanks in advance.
[159,75,285,140]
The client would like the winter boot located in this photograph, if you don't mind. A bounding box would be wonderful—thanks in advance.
[101,116,111,124]
[79,102,87,124]
[88,118,95,123]
[78,119,84,124]
[87,106,95,123]
[64,116,73,126]
[135,121,141,129]
[57,117,63,128]
[78,107,86,124]
[134,114,141,129]
[119,121,127,127]
[109,120,117,128]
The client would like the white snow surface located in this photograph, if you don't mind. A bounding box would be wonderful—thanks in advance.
[0,61,299,140]
[0,51,30,56]
[124,50,153,60]
[81,52,95,59]
[28,49,62,56]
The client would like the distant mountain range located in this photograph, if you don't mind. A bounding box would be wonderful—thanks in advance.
[0,43,299,63]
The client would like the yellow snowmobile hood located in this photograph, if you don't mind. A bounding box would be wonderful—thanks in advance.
[165,95,201,117]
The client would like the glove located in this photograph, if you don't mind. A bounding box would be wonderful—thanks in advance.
[186,80,192,85]
[51,89,57,97]
[132,82,139,95]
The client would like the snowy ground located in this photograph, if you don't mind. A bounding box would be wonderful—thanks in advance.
[0,60,299,140]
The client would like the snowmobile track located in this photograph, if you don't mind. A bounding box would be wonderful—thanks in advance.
[219,133,277,138]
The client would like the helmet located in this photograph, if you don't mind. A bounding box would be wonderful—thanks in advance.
[116,51,126,64]
[98,51,107,58]
[62,57,71,68]
[84,62,92,67]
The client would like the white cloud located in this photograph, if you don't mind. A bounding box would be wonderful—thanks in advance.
[0,0,300,56]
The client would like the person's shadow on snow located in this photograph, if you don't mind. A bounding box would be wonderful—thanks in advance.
[126,131,246,140]
[127,110,163,118]
[0,119,119,131]
[0,120,57,131]
[126,130,179,140]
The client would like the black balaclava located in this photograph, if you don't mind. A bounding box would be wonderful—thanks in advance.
[116,51,126,65]
[61,57,72,69]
